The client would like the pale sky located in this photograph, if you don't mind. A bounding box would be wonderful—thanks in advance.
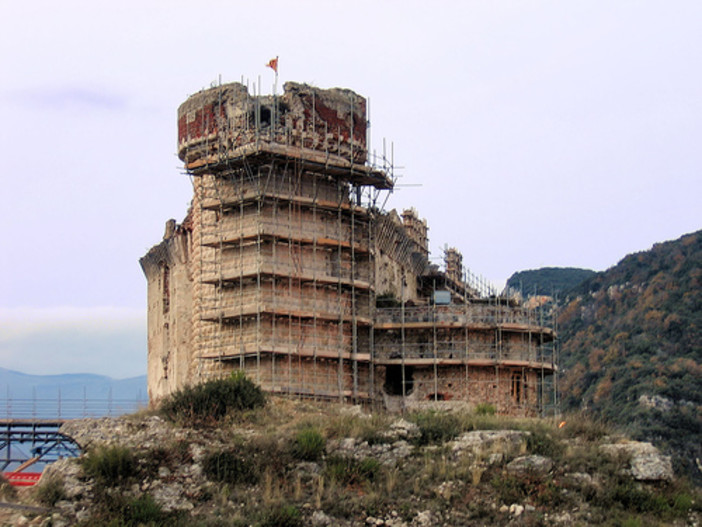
[1,1,700,377]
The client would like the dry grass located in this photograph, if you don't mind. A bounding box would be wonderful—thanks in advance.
[52,396,702,526]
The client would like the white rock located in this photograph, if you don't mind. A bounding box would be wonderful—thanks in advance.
[506,455,553,475]
[488,453,504,464]
[565,472,596,488]
[600,441,674,481]
[341,405,368,418]
[386,419,420,441]
[311,510,332,526]
[450,430,529,459]
[411,510,434,527]
[75,508,91,522]
[638,394,674,412]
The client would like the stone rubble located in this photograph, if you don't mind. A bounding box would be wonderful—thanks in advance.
[0,414,691,526]
[328,437,413,466]
[450,430,530,460]
[506,454,554,475]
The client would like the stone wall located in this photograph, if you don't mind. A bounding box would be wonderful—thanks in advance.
[139,218,194,403]
[375,364,544,416]
[374,209,428,303]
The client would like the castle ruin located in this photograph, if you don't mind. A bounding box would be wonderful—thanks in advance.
[140,81,557,415]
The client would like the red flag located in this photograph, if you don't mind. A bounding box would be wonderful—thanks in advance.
[266,56,278,73]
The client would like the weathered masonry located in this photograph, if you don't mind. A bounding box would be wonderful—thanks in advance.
[141,81,558,416]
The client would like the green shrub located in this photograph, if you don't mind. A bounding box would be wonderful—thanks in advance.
[325,455,381,486]
[81,445,137,487]
[84,492,175,526]
[359,414,394,445]
[248,434,294,476]
[409,410,460,445]
[604,479,670,514]
[620,517,642,527]
[291,427,326,461]
[203,449,258,485]
[35,474,66,506]
[258,503,303,527]
[124,494,167,525]
[490,472,525,504]
[324,411,391,445]
[526,427,565,460]
[559,414,610,441]
[491,471,567,507]
[160,371,266,425]
[357,458,382,481]
[142,440,193,477]
[672,492,694,512]
[474,403,496,416]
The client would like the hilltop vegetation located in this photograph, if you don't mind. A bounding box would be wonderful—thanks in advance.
[556,230,702,482]
[505,267,596,297]
[16,391,699,527]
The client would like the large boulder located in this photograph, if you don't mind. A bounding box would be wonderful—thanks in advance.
[450,430,529,460]
[506,454,554,475]
[600,441,674,482]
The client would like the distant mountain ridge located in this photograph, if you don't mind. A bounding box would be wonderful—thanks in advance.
[0,367,147,419]
[505,267,596,297]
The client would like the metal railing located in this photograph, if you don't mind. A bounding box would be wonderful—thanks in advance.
[373,341,556,365]
[0,396,148,421]
[374,305,552,328]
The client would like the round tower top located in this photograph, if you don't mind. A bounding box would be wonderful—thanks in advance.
[177,81,368,167]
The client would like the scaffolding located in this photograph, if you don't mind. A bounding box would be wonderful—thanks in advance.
[182,81,392,402]
[370,245,557,416]
[156,79,558,415]
[373,295,558,416]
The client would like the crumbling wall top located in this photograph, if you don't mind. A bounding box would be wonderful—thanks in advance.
[177,81,369,170]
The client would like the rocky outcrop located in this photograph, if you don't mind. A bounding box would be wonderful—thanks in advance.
[638,394,674,412]
[328,437,413,466]
[450,430,529,460]
[600,441,674,481]
[6,408,695,527]
[506,454,554,475]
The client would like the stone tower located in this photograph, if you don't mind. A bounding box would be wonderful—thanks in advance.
[142,80,558,416]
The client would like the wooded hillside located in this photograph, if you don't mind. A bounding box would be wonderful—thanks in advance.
[556,230,702,482]
[505,267,596,297]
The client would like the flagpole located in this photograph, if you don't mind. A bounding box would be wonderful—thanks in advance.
[274,56,279,95]
[266,56,279,135]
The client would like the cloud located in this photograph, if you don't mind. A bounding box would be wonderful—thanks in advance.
[0,307,146,378]
[5,86,128,111]
[0,306,144,332]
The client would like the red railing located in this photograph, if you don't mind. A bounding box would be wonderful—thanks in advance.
[3,471,42,487]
